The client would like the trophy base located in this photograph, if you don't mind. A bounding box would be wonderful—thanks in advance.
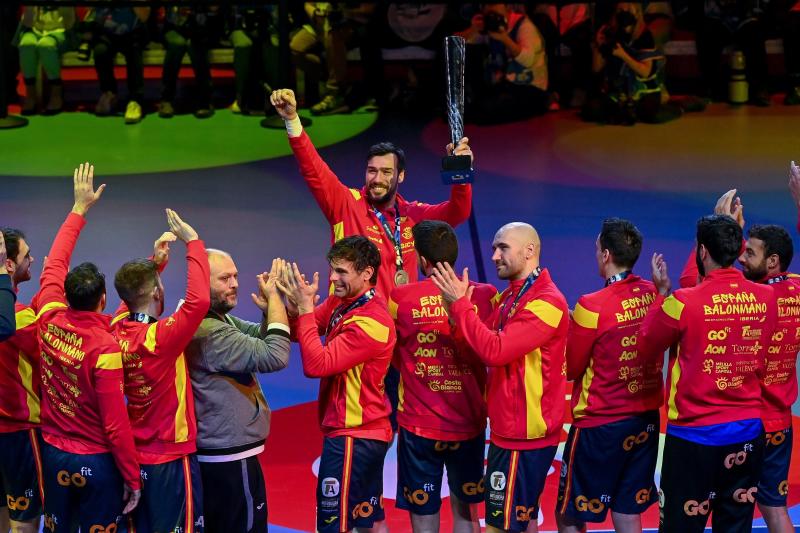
[441,155,473,185]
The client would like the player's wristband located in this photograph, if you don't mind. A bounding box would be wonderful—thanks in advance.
[285,116,303,138]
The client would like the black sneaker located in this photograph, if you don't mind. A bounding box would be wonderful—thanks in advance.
[194,106,214,119]
[159,101,175,118]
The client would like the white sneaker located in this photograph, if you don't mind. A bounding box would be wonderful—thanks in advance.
[95,91,117,116]
[124,101,142,124]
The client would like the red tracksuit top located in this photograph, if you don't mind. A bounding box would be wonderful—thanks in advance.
[567,275,664,428]
[639,268,777,428]
[111,240,211,464]
[389,278,497,441]
[449,268,568,450]
[0,301,40,432]
[679,249,800,431]
[288,130,473,298]
[294,289,396,441]
[36,213,140,490]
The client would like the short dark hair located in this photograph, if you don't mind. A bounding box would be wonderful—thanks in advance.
[599,217,643,270]
[114,259,159,309]
[65,262,106,311]
[748,224,794,272]
[1,228,26,262]
[366,142,405,173]
[327,236,381,285]
[412,220,458,266]
[696,215,742,268]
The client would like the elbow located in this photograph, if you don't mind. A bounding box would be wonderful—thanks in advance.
[302,365,324,378]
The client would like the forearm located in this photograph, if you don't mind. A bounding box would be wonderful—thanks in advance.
[266,293,288,329]
[39,213,86,309]
[96,372,141,489]
[621,53,652,79]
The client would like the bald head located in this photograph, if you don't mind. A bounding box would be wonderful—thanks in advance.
[492,222,541,281]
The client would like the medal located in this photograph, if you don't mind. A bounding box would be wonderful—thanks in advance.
[394,269,409,286]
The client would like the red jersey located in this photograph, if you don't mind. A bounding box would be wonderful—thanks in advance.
[0,302,40,432]
[389,278,497,441]
[288,131,473,297]
[639,268,776,428]
[294,289,396,441]
[111,240,211,464]
[449,268,568,450]
[35,213,140,490]
[568,275,664,428]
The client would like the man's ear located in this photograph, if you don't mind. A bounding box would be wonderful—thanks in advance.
[397,170,406,184]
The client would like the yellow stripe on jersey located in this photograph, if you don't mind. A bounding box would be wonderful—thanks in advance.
[15,308,36,330]
[110,312,129,326]
[349,188,362,201]
[96,352,123,370]
[524,299,564,329]
[144,323,158,352]
[343,315,390,343]
[387,298,398,320]
[491,291,503,306]
[18,354,40,424]
[572,303,599,330]
[524,348,548,439]
[174,354,189,443]
[35,301,67,320]
[572,358,595,419]
[397,374,405,412]
[667,346,682,421]
[330,222,345,295]
[662,295,684,321]
[344,363,365,427]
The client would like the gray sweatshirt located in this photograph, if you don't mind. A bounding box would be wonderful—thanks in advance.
[186,312,290,459]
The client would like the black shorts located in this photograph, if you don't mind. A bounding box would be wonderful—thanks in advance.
[41,442,125,533]
[659,432,764,533]
[134,455,204,533]
[484,443,557,532]
[395,428,485,515]
[0,429,44,522]
[557,411,659,522]
[317,435,389,533]
[199,454,267,533]
[757,426,792,507]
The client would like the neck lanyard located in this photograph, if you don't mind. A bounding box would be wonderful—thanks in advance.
[605,270,632,287]
[497,267,541,332]
[371,205,403,271]
[326,289,375,336]
[767,274,789,285]
[129,312,156,324]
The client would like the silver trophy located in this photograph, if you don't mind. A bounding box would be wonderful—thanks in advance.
[441,35,474,185]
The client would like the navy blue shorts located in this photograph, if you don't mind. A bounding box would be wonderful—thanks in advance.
[317,435,389,533]
[0,429,44,521]
[133,455,204,533]
[757,426,792,507]
[41,442,126,533]
[557,411,659,522]
[395,428,485,515]
[484,443,557,532]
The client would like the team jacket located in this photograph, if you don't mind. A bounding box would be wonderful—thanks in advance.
[35,213,141,490]
[0,273,15,340]
[679,249,800,431]
[389,278,497,441]
[111,240,211,464]
[638,267,776,428]
[449,268,568,450]
[568,275,664,428]
[288,130,473,297]
[0,299,40,433]
[293,289,396,441]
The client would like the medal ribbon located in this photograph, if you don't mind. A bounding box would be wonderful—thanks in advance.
[496,267,541,332]
[605,270,632,287]
[326,289,376,336]
[371,206,404,272]
[767,274,789,285]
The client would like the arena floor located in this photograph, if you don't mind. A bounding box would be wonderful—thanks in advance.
[1,101,799,531]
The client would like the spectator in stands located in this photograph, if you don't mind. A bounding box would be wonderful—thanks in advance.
[159,6,222,119]
[527,1,593,110]
[694,0,770,106]
[459,3,548,125]
[778,0,800,104]
[582,2,679,125]
[291,3,381,115]
[229,5,280,115]
[2,2,21,113]
[88,6,150,124]
[17,5,76,115]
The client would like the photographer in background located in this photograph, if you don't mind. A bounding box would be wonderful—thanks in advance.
[582,2,679,125]
[458,3,548,125]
